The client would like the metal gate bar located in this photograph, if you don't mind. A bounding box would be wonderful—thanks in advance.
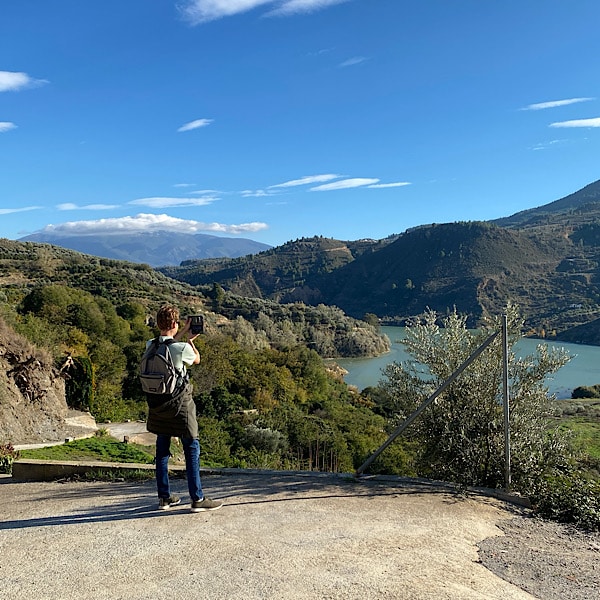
[355,322,510,485]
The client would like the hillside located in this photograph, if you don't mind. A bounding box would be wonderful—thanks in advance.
[493,179,600,228]
[161,221,592,333]
[159,236,393,302]
[160,179,600,339]
[317,222,568,325]
[0,238,388,359]
[0,316,96,444]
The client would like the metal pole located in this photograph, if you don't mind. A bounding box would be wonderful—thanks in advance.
[356,329,501,477]
[502,314,511,491]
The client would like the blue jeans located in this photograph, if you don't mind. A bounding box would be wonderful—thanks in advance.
[155,434,203,501]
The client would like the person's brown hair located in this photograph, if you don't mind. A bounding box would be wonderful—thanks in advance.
[156,305,179,331]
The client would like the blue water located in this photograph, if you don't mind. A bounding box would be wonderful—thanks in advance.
[337,326,600,400]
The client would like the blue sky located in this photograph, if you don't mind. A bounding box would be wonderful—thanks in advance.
[1,0,599,248]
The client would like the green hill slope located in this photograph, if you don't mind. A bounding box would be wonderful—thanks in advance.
[0,238,388,359]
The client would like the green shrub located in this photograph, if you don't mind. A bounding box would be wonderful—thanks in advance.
[0,442,20,474]
[531,472,600,531]
[75,468,154,482]
[572,385,600,399]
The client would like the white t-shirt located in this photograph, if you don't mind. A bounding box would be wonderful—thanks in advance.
[146,336,197,372]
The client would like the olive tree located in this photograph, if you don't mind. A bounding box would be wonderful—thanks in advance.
[377,304,572,490]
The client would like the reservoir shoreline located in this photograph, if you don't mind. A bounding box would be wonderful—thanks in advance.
[338,326,600,400]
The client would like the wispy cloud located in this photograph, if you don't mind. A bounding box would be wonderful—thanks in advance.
[128,196,218,208]
[339,56,367,68]
[57,203,119,210]
[550,117,600,128]
[267,0,351,18]
[530,139,566,151]
[39,214,268,235]
[177,118,214,132]
[311,177,379,191]
[0,206,41,215]
[0,121,17,133]
[190,189,221,195]
[368,181,411,189]
[269,174,340,188]
[179,0,351,24]
[0,71,48,92]
[521,97,594,111]
[241,189,277,197]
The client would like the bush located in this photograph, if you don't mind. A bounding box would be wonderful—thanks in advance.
[377,304,572,490]
[572,384,600,399]
[531,472,600,531]
[0,442,20,474]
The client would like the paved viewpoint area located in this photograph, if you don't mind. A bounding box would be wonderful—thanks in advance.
[0,471,539,600]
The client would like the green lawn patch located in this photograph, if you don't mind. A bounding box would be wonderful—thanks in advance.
[558,419,600,459]
[20,436,155,464]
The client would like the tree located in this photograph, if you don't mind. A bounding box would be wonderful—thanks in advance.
[210,282,225,312]
[64,356,94,411]
[376,304,572,490]
[363,313,379,328]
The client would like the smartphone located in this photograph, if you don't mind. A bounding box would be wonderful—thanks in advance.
[189,315,204,335]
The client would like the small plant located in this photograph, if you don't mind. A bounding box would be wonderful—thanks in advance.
[78,468,154,482]
[0,442,20,475]
[531,471,600,531]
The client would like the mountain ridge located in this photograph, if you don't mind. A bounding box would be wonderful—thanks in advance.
[160,179,600,341]
[11,178,600,342]
[18,231,272,267]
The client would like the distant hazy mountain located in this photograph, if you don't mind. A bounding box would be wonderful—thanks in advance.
[18,231,272,267]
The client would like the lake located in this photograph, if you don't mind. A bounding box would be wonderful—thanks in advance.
[337,326,600,400]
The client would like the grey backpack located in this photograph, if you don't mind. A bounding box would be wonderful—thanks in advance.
[139,338,188,397]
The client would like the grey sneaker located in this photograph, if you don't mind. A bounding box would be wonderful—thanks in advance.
[158,494,181,510]
[190,497,223,512]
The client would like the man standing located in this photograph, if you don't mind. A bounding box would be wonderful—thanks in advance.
[145,304,222,512]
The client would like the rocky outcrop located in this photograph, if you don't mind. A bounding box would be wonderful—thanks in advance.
[0,317,95,444]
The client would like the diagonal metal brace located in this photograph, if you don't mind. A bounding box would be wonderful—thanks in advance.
[355,329,501,477]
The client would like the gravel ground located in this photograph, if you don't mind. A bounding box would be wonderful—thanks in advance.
[478,515,600,600]
[1,471,599,600]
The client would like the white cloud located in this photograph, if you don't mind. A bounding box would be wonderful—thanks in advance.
[521,97,594,111]
[174,183,196,188]
[267,0,351,17]
[0,71,48,92]
[0,206,41,215]
[39,214,268,235]
[269,174,340,188]
[179,0,351,24]
[339,56,367,68]
[177,118,214,132]
[368,182,411,189]
[530,139,565,151]
[241,189,276,197]
[0,121,17,133]
[550,117,600,128]
[57,203,119,210]
[190,189,220,195]
[311,177,379,191]
[128,196,218,208]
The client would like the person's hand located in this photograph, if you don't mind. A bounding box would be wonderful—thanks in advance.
[180,317,192,334]
[182,318,200,342]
